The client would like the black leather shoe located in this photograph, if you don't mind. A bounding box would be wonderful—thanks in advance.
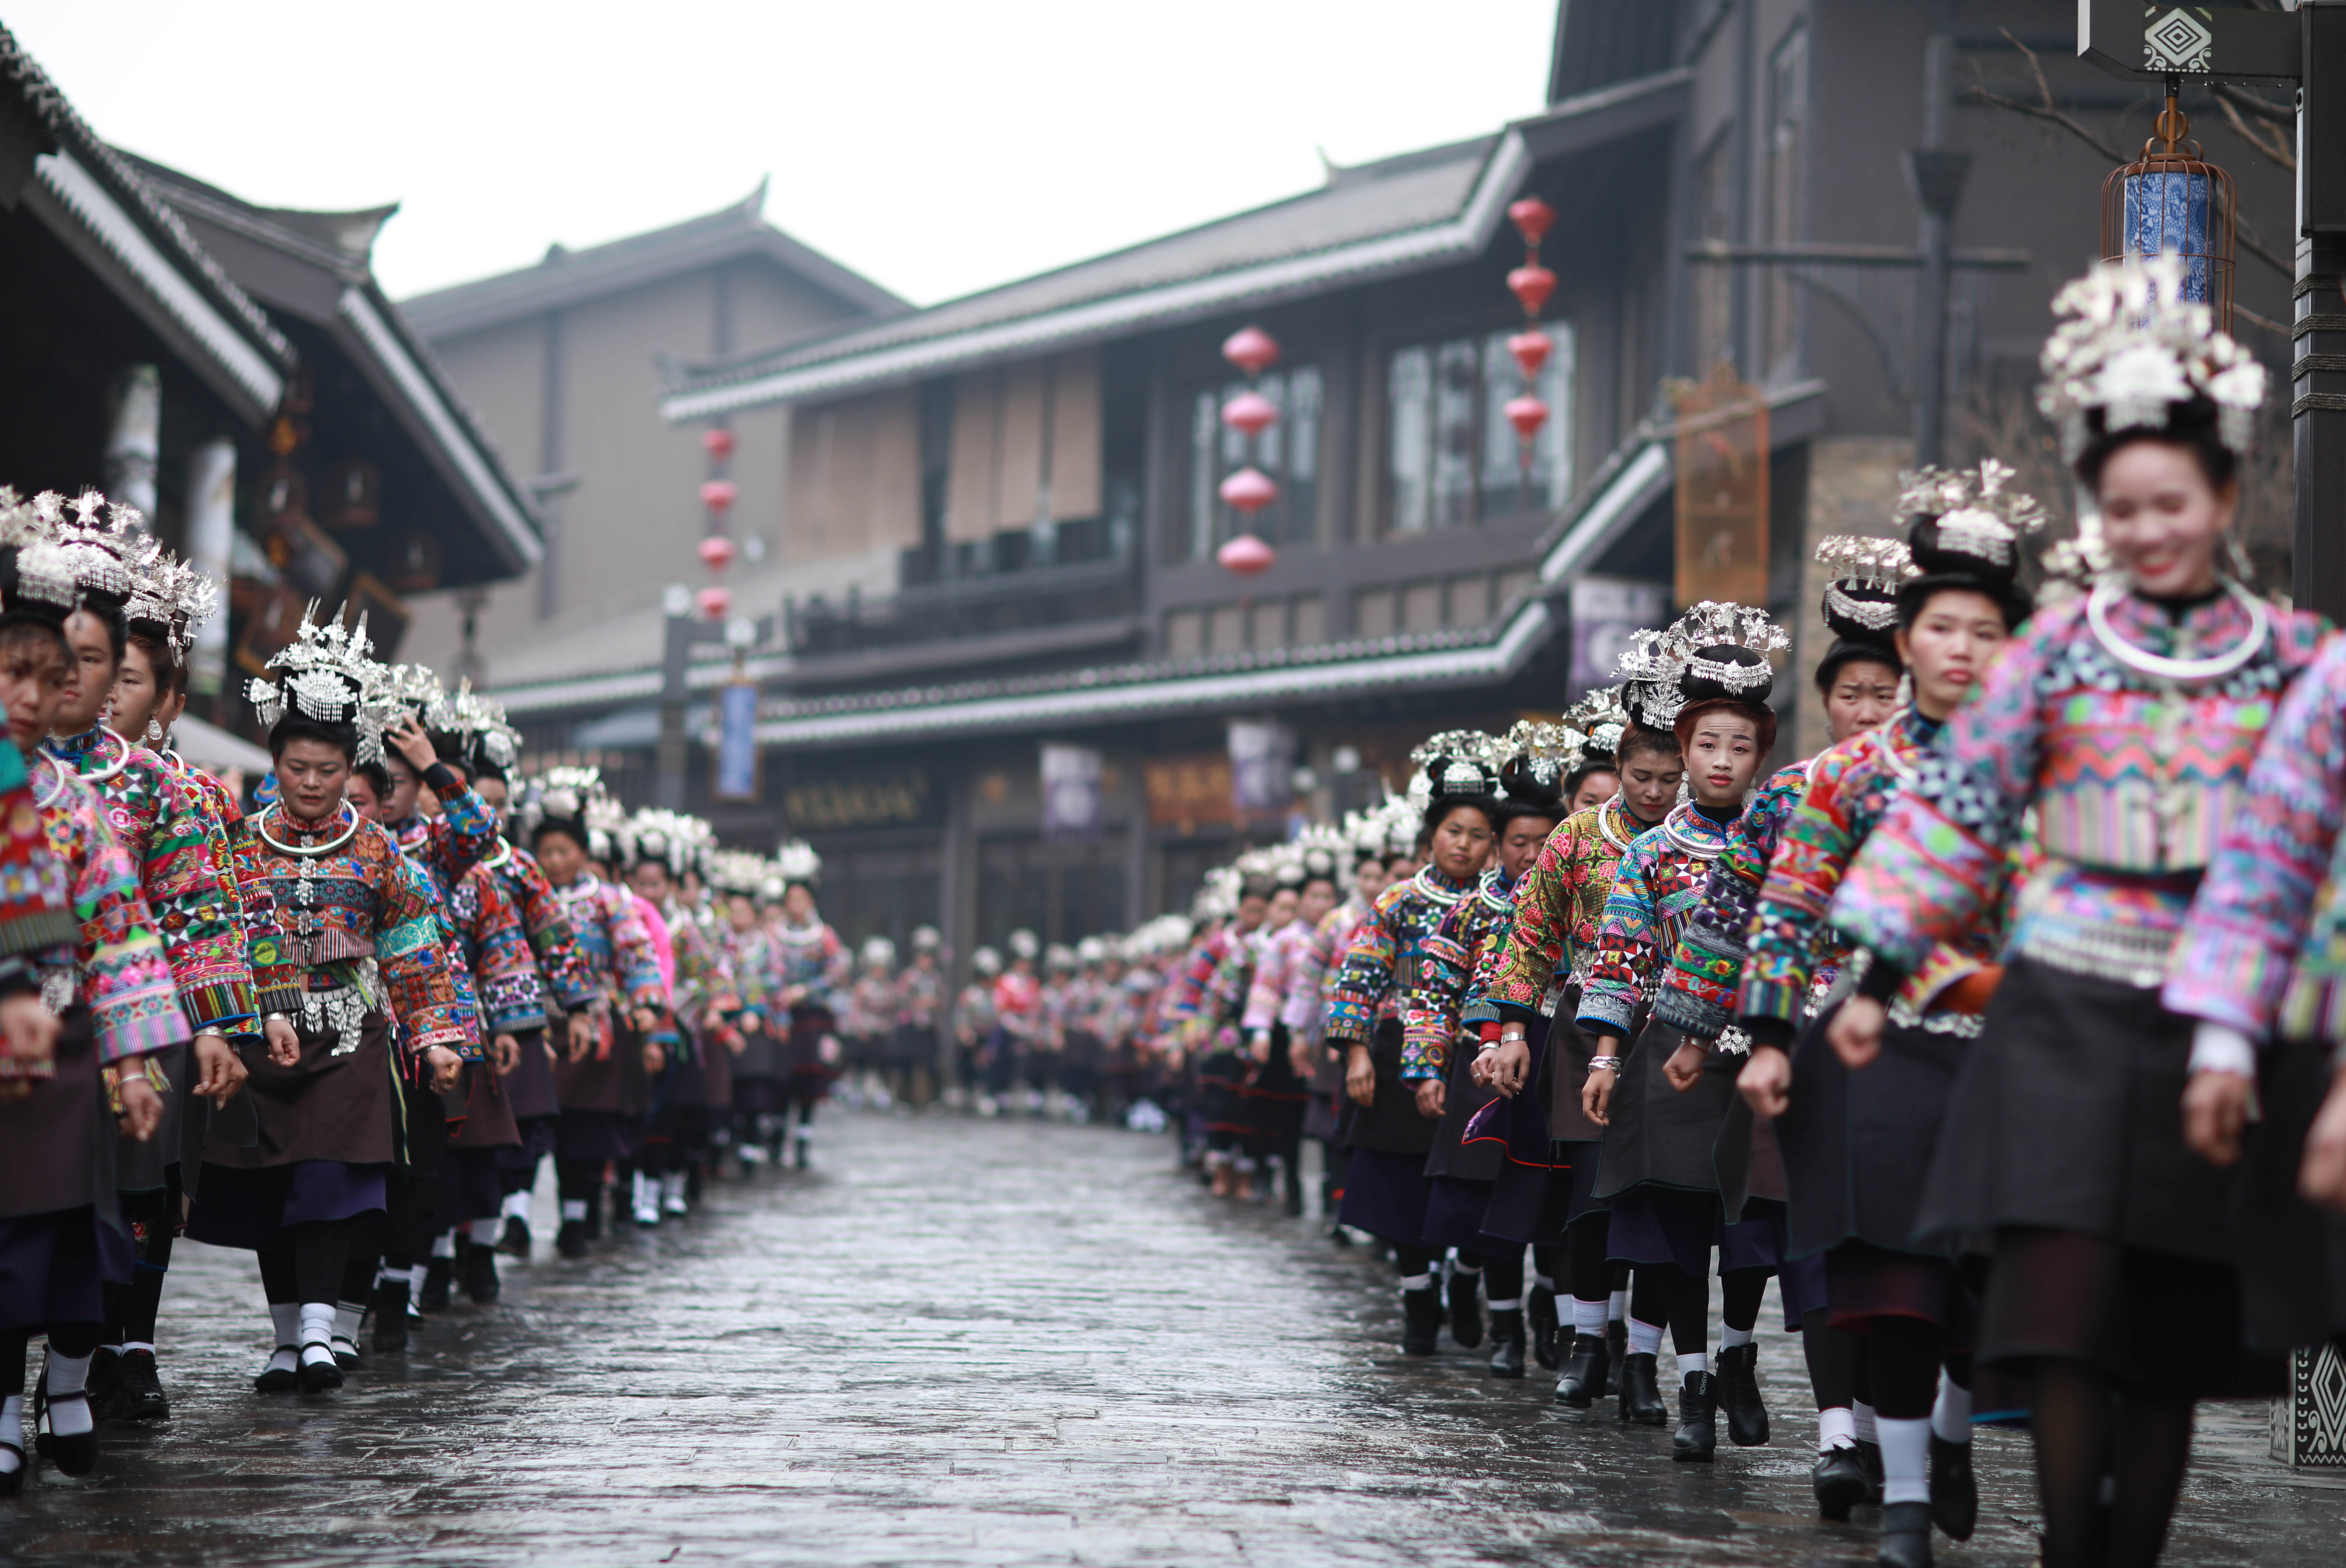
[1487,1309,1527,1378]
[1878,1500,1934,1568]
[1857,1437,1885,1505]
[1527,1286,1560,1370]
[85,1347,124,1422]
[1616,1351,1668,1425]
[1283,1173,1304,1217]
[463,1242,501,1304]
[1714,1342,1769,1446]
[117,1349,169,1421]
[556,1221,591,1259]
[419,1256,453,1312]
[1813,1444,1870,1520]
[496,1215,531,1258]
[1556,1333,1612,1408]
[1930,1435,1977,1541]
[253,1347,300,1394]
[1446,1269,1484,1349]
[1401,1286,1444,1355]
[42,1391,96,1477]
[297,1345,343,1395]
[1671,1371,1718,1461]
[371,1280,411,1352]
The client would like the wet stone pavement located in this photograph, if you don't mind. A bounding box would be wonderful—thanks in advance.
[5,1111,2345,1567]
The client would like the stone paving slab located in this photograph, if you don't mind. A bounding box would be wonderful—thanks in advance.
[2,1111,2341,1565]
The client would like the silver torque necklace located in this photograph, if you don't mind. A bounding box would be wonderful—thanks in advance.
[2086,579,2268,683]
[255,802,361,857]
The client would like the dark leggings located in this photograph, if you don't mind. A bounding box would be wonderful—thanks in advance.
[1567,1211,1615,1304]
[557,1158,606,1220]
[104,1181,177,1345]
[255,1220,353,1305]
[1802,1307,1861,1410]
[1654,1263,1769,1355]
[0,1325,101,1394]
[2031,1359,2194,1568]
[1393,1243,1438,1280]
[1461,1246,1526,1302]
[1868,1315,1947,1419]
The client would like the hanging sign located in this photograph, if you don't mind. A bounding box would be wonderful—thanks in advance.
[714,679,759,801]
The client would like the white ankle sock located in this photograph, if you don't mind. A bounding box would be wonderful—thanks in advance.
[299,1302,335,1349]
[1853,1400,1879,1444]
[332,1303,364,1343]
[46,1350,94,1436]
[1719,1324,1755,1350]
[1487,1298,1521,1312]
[560,1199,588,1222]
[1572,1298,1609,1337]
[1678,1350,1709,1379]
[120,1340,154,1357]
[1817,1406,1857,1451]
[1398,1273,1433,1293]
[1626,1318,1664,1357]
[430,1231,458,1259]
[0,1395,20,1471]
[1533,1273,1555,1293]
[405,1264,428,1292]
[502,1189,531,1222]
[1879,1416,1932,1505]
[469,1216,501,1245]
[269,1302,301,1348]
[1932,1373,1973,1444]
[1608,1289,1627,1322]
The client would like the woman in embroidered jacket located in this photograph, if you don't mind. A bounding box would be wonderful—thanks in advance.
[1731,486,2033,1563]
[1278,819,1391,1234]
[1827,260,2323,1568]
[0,527,181,1492]
[1481,694,1676,1407]
[183,608,465,1399]
[1574,604,1786,1464]
[1325,748,1495,1356]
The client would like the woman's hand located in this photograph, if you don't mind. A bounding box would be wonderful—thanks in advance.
[1288,1038,1315,1080]
[193,1031,247,1106]
[386,712,439,774]
[1414,1078,1445,1120]
[117,1075,163,1142]
[1663,1039,1707,1092]
[1581,1061,1617,1127]
[1827,996,1887,1069]
[2181,1069,2254,1167]
[1249,1030,1272,1065]
[1345,1043,1376,1108]
[264,1014,302,1067]
[0,992,59,1066]
[1738,1043,1792,1118]
[425,1044,464,1093]
[1488,1038,1531,1098]
[2299,1062,2346,1213]
[492,1033,520,1074]
[567,1012,596,1062]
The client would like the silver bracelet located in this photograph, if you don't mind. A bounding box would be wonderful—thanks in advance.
[1587,1054,1622,1073]
[1475,1039,1502,1053]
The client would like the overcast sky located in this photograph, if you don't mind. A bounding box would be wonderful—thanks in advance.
[7,2,1557,308]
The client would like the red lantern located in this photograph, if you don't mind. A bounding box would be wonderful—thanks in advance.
[1218,466,1278,514]
[1504,395,1549,439]
[695,584,733,621]
[1221,325,1280,377]
[699,478,737,516]
[1507,264,1556,318]
[1220,389,1278,437]
[1508,330,1552,378]
[1508,196,1556,247]
[1217,533,1276,577]
[701,427,736,461]
[698,535,737,573]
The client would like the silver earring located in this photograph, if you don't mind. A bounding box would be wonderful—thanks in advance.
[146,718,163,743]
[1895,672,1914,710]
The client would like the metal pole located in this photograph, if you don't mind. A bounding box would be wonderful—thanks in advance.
[2297,2,2346,622]
[1909,17,1966,466]
[655,590,692,809]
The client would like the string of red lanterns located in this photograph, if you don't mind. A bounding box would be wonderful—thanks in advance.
[1215,325,1280,579]
[1502,195,1557,468]
[696,426,737,620]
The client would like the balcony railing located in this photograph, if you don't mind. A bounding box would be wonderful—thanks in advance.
[785,537,1139,660]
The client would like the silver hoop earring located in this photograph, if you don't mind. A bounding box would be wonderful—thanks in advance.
[146,718,164,743]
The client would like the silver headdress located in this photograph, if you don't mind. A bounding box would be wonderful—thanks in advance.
[244,604,400,763]
[430,683,523,774]
[1563,685,1632,765]
[1660,601,1789,709]
[1290,820,1348,883]
[1502,718,1586,791]
[709,847,768,895]
[1407,729,1505,805]
[33,488,141,605]
[775,838,823,889]
[1613,626,1693,729]
[518,764,606,849]
[1814,535,1917,639]
[0,491,81,614]
[2036,255,2264,460]
[123,537,219,665]
[1895,459,2049,575]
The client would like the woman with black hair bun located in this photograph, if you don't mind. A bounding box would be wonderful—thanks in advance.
[1325,742,1497,1355]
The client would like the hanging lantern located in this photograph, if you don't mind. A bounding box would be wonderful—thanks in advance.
[1219,466,1278,514]
[698,535,737,573]
[1507,330,1552,378]
[2101,82,2235,329]
[695,584,733,621]
[1507,263,1556,318]
[1504,395,1550,439]
[1222,325,1280,377]
[700,478,738,516]
[1221,389,1278,437]
[1217,533,1276,577]
[701,427,736,461]
[1508,195,1556,247]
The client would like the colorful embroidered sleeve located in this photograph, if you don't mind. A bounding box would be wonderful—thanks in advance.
[604,884,666,1004]
[1488,811,1608,1014]
[1578,839,1665,1037]
[453,863,547,1035]
[1159,935,1224,1024]
[125,754,257,1036]
[0,747,76,955]
[499,849,600,1014]
[1402,891,1505,1078]
[406,784,498,891]
[1831,623,2057,971]
[1326,882,1412,1045]
[1655,763,1808,1038]
[2165,632,2346,1038]
[54,781,190,1064]
[1241,923,1299,1034]
[231,828,301,1015]
[1279,905,1346,1037]
[1740,741,1872,1026]
[366,826,466,1049]
[667,907,737,1019]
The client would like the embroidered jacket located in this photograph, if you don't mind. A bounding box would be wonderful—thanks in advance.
[386,789,498,902]
[447,861,546,1035]
[161,752,242,833]
[1487,796,1662,1017]
[1242,916,1315,1035]
[547,873,664,1010]
[1278,894,1367,1043]
[235,806,466,1051]
[32,763,188,1064]
[51,728,254,1037]
[662,895,736,1023]
[487,843,600,1018]
[1157,929,1228,1032]
[1402,867,1518,1079]
[0,739,77,970]
[724,925,780,1020]
[1833,590,2325,989]
[2167,631,2346,1041]
[772,921,848,1015]
[1654,761,1814,1039]
[1325,867,1474,1046]
[1578,802,1738,1037]
[895,962,945,1030]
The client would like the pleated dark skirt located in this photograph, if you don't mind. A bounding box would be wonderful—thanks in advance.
[1606,1186,1786,1276]
[0,1206,129,1330]
[186,1160,389,1253]
[1778,999,1970,1260]
[2229,1039,2346,1356]
[556,1108,638,1163]
[1338,1148,1434,1245]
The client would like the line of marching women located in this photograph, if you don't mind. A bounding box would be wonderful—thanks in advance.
[0,486,893,1492]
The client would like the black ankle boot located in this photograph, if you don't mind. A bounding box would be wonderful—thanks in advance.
[372,1279,411,1352]
[85,1347,123,1422]
[496,1215,531,1258]
[1446,1269,1484,1349]
[1813,1444,1870,1519]
[1878,1500,1934,1568]
[1714,1341,1769,1446]
[462,1241,501,1304]
[1487,1309,1527,1378]
[1671,1371,1718,1461]
[1616,1351,1668,1425]
[118,1349,168,1421]
[419,1256,453,1312]
[1556,1333,1612,1408]
[1527,1285,1560,1370]
[1605,1316,1626,1378]
[1930,1435,1977,1540]
[1857,1437,1885,1504]
[1401,1286,1444,1355]
[556,1220,590,1259]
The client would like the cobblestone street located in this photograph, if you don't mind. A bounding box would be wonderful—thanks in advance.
[3,1111,2342,1566]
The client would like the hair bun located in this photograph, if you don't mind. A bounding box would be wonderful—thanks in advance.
[1426,751,1500,801]
[1678,643,1775,707]
[1498,752,1565,812]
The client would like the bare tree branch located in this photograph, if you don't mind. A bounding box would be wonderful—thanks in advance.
[1966,84,2127,161]
[2234,302,2286,337]
[2216,91,2295,171]
[2214,83,2295,127]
